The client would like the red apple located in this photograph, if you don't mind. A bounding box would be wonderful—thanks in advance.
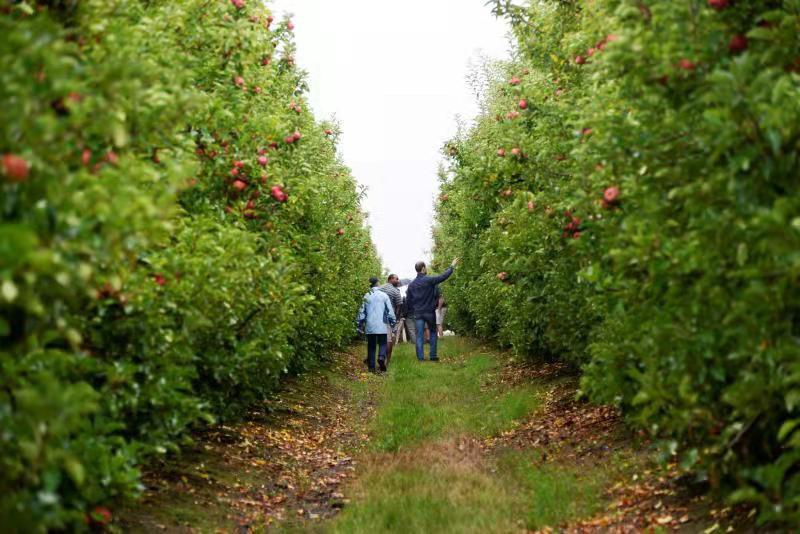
[324,129,333,135]
[497,272,508,282]
[234,160,245,168]
[575,55,586,65]
[336,228,344,236]
[511,147,521,157]
[82,149,92,166]
[603,186,620,203]
[234,76,245,86]
[258,156,268,166]
[2,154,29,182]
[518,99,528,110]
[229,168,239,177]
[678,58,697,71]
[230,0,245,9]
[271,185,287,202]
[729,34,748,54]
[509,77,521,86]
[232,179,247,191]
[708,0,729,10]
[153,274,166,287]
[527,200,535,211]
[287,20,295,30]
[497,148,506,157]
[284,135,295,144]
[292,130,302,141]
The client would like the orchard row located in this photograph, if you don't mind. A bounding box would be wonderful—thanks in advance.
[0,1,380,530]
[434,0,800,525]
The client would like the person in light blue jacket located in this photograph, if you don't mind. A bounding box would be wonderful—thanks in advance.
[357,277,397,372]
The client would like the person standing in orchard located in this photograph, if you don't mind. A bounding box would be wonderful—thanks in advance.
[405,258,459,362]
[357,277,397,373]
[435,290,448,337]
[378,274,411,363]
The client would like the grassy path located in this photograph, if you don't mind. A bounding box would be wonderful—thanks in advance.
[119,338,746,533]
[326,338,607,533]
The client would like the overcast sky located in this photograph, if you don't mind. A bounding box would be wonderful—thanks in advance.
[269,0,511,279]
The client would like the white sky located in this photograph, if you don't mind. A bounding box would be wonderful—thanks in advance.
[268,0,511,279]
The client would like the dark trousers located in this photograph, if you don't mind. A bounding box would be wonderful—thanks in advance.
[366,334,388,370]
[414,312,438,361]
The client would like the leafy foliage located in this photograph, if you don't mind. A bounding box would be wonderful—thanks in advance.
[0,0,380,530]
[434,0,800,524]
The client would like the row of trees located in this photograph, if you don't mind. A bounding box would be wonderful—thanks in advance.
[0,1,380,530]
[434,0,799,525]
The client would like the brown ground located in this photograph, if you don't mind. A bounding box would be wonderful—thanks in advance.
[117,350,372,532]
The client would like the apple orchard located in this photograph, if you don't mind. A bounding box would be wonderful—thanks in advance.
[0,0,379,530]
[433,0,800,526]
[1,0,800,531]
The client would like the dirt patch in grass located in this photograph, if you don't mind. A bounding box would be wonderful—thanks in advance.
[117,349,371,532]
[485,358,757,533]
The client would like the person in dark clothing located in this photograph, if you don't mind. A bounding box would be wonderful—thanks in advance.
[405,258,458,361]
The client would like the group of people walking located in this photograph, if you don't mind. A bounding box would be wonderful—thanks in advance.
[356,258,458,372]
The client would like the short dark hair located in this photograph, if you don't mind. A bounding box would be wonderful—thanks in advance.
[387,274,398,282]
[369,276,379,287]
[415,261,426,273]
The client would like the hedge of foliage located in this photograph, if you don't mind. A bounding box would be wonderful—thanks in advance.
[0,1,380,530]
[433,0,800,524]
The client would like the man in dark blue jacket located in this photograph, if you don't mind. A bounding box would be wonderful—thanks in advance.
[406,258,459,361]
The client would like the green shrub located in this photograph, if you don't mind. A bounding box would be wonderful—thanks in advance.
[0,1,380,530]
[434,0,800,524]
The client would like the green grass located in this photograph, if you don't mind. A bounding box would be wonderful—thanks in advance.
[366,338,540,452]
[497,451,608,530]
[330,461,522,534]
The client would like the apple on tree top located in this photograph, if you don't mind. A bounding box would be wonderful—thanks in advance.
[271,185,288,202]
[2,154,29,182]
[708,0,730,10]
[603,186,620,204]
[729,34,748,54]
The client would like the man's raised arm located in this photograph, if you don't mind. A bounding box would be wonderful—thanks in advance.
[427,258,459,285]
